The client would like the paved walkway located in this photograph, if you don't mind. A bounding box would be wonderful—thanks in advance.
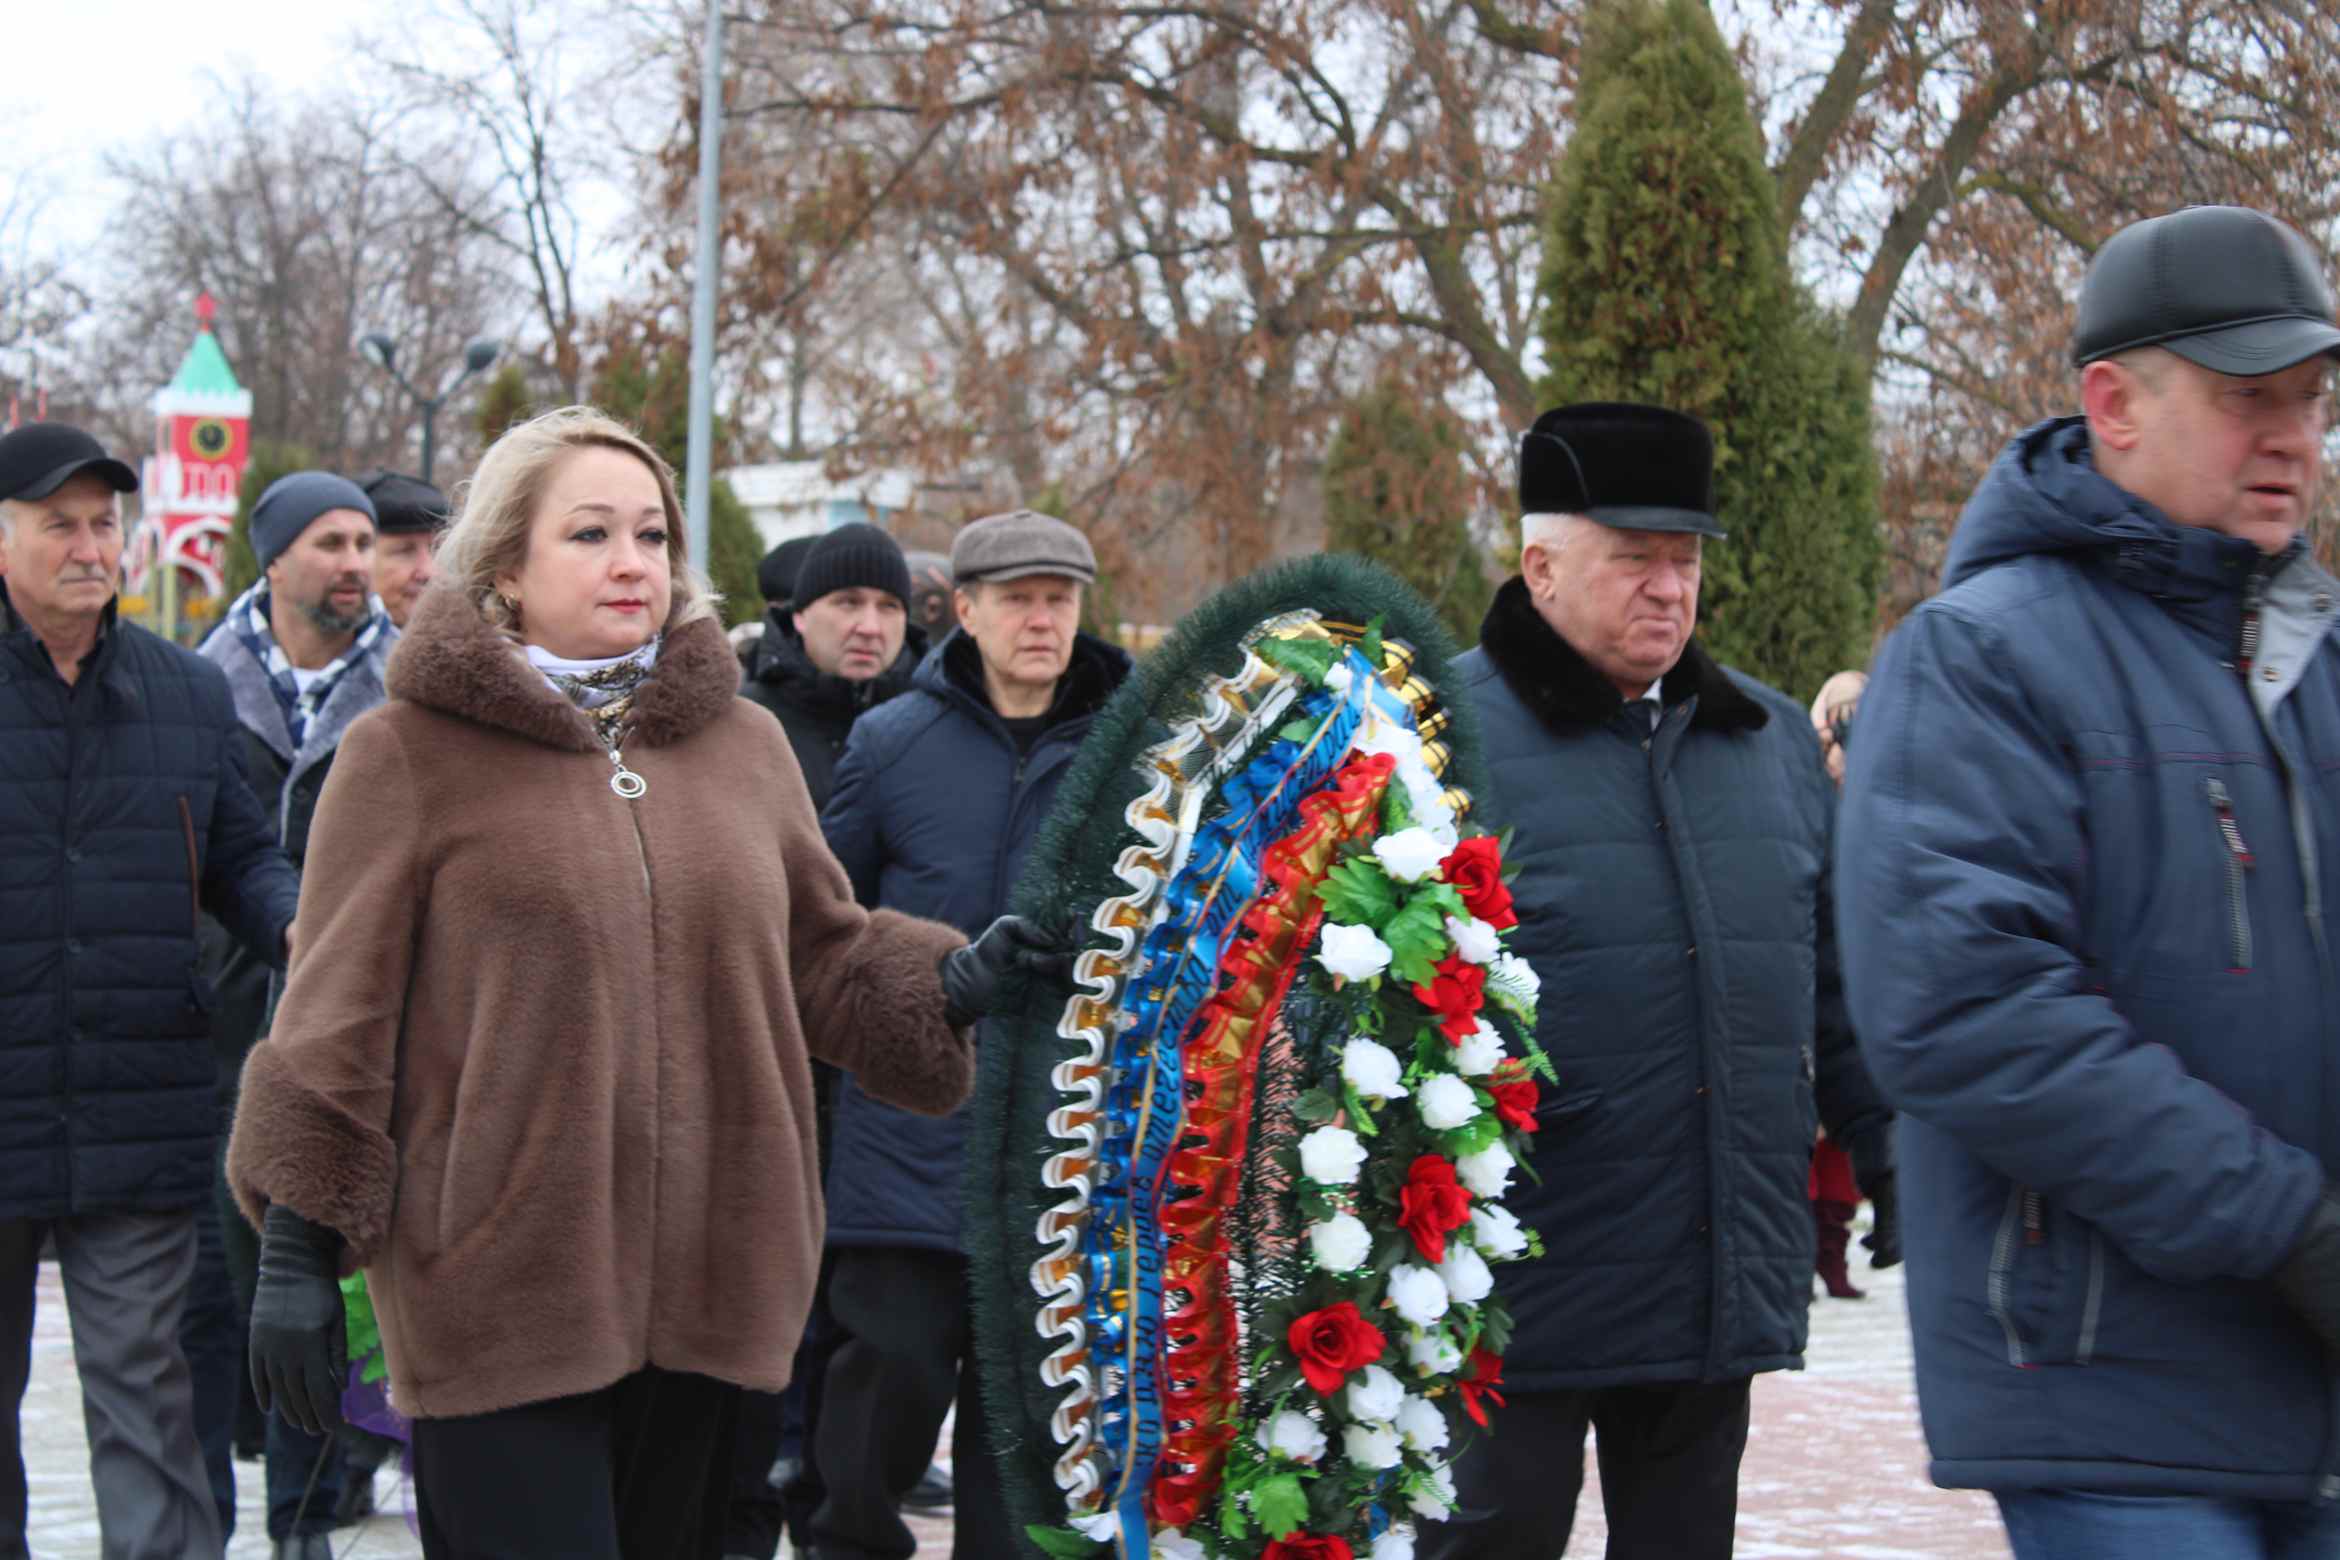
[21,1253,2001,1558]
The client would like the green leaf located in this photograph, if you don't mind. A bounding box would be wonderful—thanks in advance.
[1380,774,1415,834]
[1294,1087,1341,1124]
[1279,715,1324,743]
[1361,614,1386,673]
[1253,1472,1312,1539]
[1482,1301,1516,1356]
[1382,895,1451,987]
[1024,1525,1107,1558]
[1318,858,1400,930]
[1344,1083,1379,1137]
[1258,634,1340,686]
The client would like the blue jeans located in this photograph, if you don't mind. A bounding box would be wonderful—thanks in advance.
[1999,1490,2340,1559]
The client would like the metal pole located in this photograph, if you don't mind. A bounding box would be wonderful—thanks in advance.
[421,398,440,486]
[683,0,725,568]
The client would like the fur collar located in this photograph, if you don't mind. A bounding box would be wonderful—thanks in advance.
[1476,576,1768,736]
[387,584,741,751]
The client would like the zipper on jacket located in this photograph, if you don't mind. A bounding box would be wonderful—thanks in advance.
[1986,1185,2029,1367]
[2076,1229,2105,1366]
[2206,778,2255,972]
[177,795,201,936]
[2022,1188,2044,1247]
[2238,568,2266,680]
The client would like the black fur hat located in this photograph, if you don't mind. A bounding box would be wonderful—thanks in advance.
[1518,402,1723,538]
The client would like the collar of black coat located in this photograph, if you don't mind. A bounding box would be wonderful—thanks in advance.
[0,579,127,689]
[1476,575,1767,736]
[928,624,1131,732]
[386,583,740,751]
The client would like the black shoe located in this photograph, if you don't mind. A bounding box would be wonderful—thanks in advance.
[273,1536,335,1560]
[902,1463,953,1511]
[331,1472,377,1527]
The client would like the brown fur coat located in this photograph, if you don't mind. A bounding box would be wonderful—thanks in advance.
[226,586,972,1418]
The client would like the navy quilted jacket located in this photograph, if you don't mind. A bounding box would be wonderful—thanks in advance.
[1456,579,1891,1390]
[1838,418,2339,1500]
[0,592,299,1220]
[817,629,1129,1253]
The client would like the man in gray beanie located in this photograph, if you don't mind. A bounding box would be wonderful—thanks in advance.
[185,470,393,1558]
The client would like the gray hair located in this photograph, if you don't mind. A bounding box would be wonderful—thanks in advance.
[1520,511,1598,553]
[435,405,720,638]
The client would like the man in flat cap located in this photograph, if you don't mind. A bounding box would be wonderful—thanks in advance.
[0,422,298,1560]
[1423,404,1895,1560]
[184,470,392,1555]
[810,510,1130,1560]
[355,470,448,631]
[1839,207,2340,1555]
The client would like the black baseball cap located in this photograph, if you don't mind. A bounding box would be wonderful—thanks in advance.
[2072,206,2340,374]
[355,470,450,535]
[0,422,138,504]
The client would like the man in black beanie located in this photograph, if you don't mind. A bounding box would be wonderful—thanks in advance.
[355,471,448,630]
[729,522,929,1560]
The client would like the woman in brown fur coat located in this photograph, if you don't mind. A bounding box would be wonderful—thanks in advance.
[224,408,1055,1559]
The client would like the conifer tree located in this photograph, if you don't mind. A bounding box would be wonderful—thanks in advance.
[1537,0,1881,696]
[1322,378,1494,645]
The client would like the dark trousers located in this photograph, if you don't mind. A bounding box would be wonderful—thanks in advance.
[809,1247,1010,1560]
[411,1365,738,1560]
[1421,1378,1753,1560]
[726,1261,839,1559]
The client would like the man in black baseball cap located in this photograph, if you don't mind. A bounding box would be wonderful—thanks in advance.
[355,471,449,631]
[1837,205,2340,1559]
[0,421,298,1560]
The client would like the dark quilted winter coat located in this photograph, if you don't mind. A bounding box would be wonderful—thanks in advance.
[817,628,1130,1253]
[1839,417,2340,1501]
[0,589,299,1221]
[1456,579,1892,1390]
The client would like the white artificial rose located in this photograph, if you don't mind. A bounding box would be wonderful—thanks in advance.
[1394,1394,1450,1454]
[1254,1407,1329,1464]
[1341,1037,1408,1101]
[1404,1326,1463,1376]
[1456,1140,1516,1199]
[1371,1527,1419,1560]
[1436,1241,1494,1304]
[1415,1072,1481,1131]
[1154,1533,1207,1560]
[1491,951,1542,1000]
[1450,1019,1505,1078]
[1072,1509,1120,1539]
[1307,1212,1372,1273]
[1342,1421,1405,1471]
[1317,922,1394,983]
[1371,827,1449,884]
[1345,1363,1405,1425]
[1298,1125,1367,1185]
[1443,914,1501,965]
[1470,1202,1529,1260]
[1386,1264,1452,1327]
[1323,660,1355,696]
[1352,718,1424,764]
[1408,1462,1458,1522]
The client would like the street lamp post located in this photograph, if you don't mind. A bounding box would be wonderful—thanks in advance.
[359,334,503,484]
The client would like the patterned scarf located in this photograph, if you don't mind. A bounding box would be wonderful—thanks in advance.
[226,581,389,752]
[528,639,661,749]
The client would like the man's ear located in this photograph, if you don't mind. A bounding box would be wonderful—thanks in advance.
[1521,539,1561,601]
[953,585,979,631]
[2082,359,2152,454]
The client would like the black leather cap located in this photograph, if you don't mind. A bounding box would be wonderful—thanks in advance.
[355,470,450,535]
[1518,402,1723,538]
[0,422,138,504]
[2072,206,2340,374]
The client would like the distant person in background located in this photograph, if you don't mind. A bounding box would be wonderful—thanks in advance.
[903,549,953,644]
[357,471,449,632]
[736,535,820,666]
[0,421,299,1560]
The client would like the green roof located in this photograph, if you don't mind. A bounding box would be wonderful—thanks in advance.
[170,330,242,395]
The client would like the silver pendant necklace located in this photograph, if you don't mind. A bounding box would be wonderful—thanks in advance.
[605,744,646,799]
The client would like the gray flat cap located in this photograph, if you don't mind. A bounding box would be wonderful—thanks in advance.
[950,508,1097,586]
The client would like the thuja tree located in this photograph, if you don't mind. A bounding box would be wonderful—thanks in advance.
[1322,378,1495,646]
[1536,0,1881,697]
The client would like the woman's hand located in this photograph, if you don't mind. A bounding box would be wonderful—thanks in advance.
[939,915,1075,1028]
[249,1204,348,1436]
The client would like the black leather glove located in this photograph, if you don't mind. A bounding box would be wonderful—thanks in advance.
[939,915,1073,1028]
[2276,1192,2340,1354]
[249,1204,347,1436]
[1861,1172,1902,1269]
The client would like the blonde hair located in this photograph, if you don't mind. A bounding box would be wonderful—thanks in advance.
[435,405,721,638]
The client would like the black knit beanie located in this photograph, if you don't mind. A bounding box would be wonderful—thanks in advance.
[791,523,911,609]
[757,535,820,606]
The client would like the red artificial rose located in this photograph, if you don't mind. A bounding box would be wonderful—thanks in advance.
[1398,1153,1474,1265]
[1441,835,1518,929]
[1489,1074,1540,1134]
[1263,1536,1353,1560]
[1413,954,1488,1042]
[1459,1345,1508,1428]
[1287,1300,1388,1396]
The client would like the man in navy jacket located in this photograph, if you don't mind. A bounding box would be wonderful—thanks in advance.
[0,423,298,1560]
[1839,206,2340,1557]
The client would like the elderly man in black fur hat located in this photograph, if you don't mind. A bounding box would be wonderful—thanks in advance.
[1423,403,1897,1560]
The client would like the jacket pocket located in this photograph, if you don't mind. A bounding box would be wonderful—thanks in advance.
[2205,777,2255,973]
[1986,1185,2101,1368]
[177,795,201,937]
